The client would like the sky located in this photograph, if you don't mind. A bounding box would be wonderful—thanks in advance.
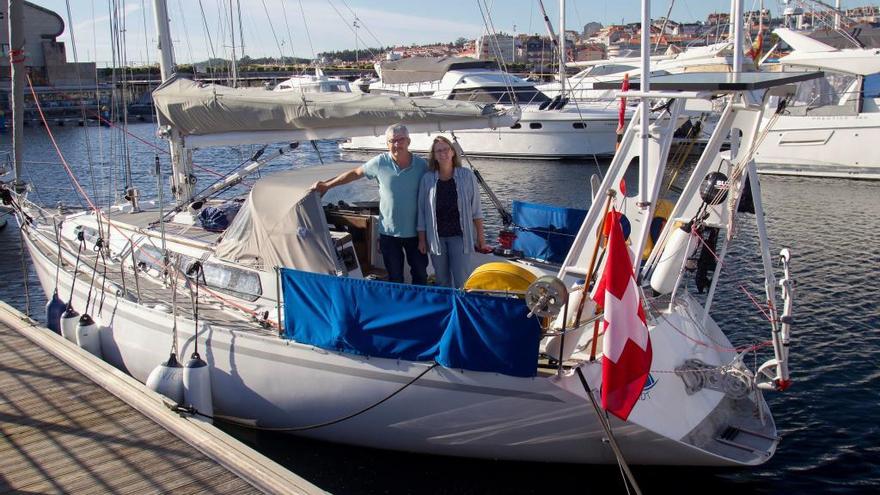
[30,0,880,66]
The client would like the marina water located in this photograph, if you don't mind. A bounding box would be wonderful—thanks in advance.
[1,122,877,493]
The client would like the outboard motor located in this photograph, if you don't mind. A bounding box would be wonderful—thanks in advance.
[699,171,729,205]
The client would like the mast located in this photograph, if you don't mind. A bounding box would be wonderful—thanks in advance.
[9,0,26,193]
[558,0,566,98]
[229,0,238,87]
[834,0,841,30]
[152,0,195,204]
[732,0,743,72]
[638,0,650,212]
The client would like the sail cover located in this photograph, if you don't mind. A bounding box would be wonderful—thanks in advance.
[281,268,542,377]
[152,77,517,147]
[214,166,351,273]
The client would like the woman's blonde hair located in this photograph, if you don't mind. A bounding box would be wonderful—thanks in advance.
[427,136,462,171]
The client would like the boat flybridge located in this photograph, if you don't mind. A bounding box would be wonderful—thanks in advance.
[9,68,815,467]
[752,28,880,179]
[538,42,752,101]
[341,57,625,159]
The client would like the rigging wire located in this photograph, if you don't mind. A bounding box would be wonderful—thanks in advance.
[64,0,106,232]
[197,0,220,79]
[339,0,384,48]
[92,112,255,187]
[236,0,245,60]
[297,0,316,61]
[259,0,288,63]
[326,0,377,59]
[475,0,519,109]
[278,0,297,66]
[175,0,197,69]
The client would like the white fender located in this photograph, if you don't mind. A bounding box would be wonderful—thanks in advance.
[75,314,102,358]
[146,353,185,404]
[650,226,698,295]
[183,353,213,423]
[60,306,80,343]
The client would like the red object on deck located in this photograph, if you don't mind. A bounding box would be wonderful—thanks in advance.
[497,229,517,250]
[617,73,630,133]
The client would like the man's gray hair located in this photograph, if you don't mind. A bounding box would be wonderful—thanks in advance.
[385,123,409,140]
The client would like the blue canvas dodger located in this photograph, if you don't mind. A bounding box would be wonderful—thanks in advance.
[281,268,542,377]
[511,201,588,263]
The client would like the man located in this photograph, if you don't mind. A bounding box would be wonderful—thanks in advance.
[312,124,429,284]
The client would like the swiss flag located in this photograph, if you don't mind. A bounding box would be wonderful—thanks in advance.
[593,209,652,421]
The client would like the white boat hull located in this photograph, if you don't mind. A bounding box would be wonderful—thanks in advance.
[342,111,621,159]
[754,112,880,179]
[24,223,776,466]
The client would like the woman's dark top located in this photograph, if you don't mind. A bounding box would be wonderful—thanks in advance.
[436,177,462,237]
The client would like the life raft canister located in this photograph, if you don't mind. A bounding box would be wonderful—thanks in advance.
[464,262,538,293]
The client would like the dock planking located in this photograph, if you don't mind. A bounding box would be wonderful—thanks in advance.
[0,303,324,494]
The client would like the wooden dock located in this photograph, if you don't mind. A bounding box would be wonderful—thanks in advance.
[0,302,324,494]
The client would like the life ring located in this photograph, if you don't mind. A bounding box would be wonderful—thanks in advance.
[642,198,674,260]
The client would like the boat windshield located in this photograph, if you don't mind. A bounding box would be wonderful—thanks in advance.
[579,64,638,78]
[449,86,550,105]
[788,68,858,108]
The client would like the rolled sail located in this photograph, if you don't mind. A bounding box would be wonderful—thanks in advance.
[152,77,519,147]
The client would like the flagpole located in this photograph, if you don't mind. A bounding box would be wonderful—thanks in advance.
[576,368,643,495]
[574,189,615,329]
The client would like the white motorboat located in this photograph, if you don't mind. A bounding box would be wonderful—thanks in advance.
[273,67,352,94]
[341,57,624,159]
[8,0,809,469]
[752,28,880,179]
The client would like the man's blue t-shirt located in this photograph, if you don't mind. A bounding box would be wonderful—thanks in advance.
[362,152,427,238]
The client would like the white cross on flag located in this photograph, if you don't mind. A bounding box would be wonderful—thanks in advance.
[592,209,653,421]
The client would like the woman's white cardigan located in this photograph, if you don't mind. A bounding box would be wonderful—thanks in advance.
[417,167,483,256]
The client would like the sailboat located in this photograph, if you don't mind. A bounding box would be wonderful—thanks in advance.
[9,0,812,466]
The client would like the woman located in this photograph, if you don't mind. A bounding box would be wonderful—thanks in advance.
[417,136,487,288]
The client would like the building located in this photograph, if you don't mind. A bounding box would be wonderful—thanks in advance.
[1,1,106,124]
[583,22,603,37]
[516,34,555,68]
[0,1,95,86]
[476,33,515,64]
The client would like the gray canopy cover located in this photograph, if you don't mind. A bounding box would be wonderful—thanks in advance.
[377,57,498,84]
[214,167,347,273]
[152,77,507,138]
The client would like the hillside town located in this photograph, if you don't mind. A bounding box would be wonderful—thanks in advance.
[318,5,880,68]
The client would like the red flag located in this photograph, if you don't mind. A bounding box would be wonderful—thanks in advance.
[749,32,764,63]
[592,209,652,421]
